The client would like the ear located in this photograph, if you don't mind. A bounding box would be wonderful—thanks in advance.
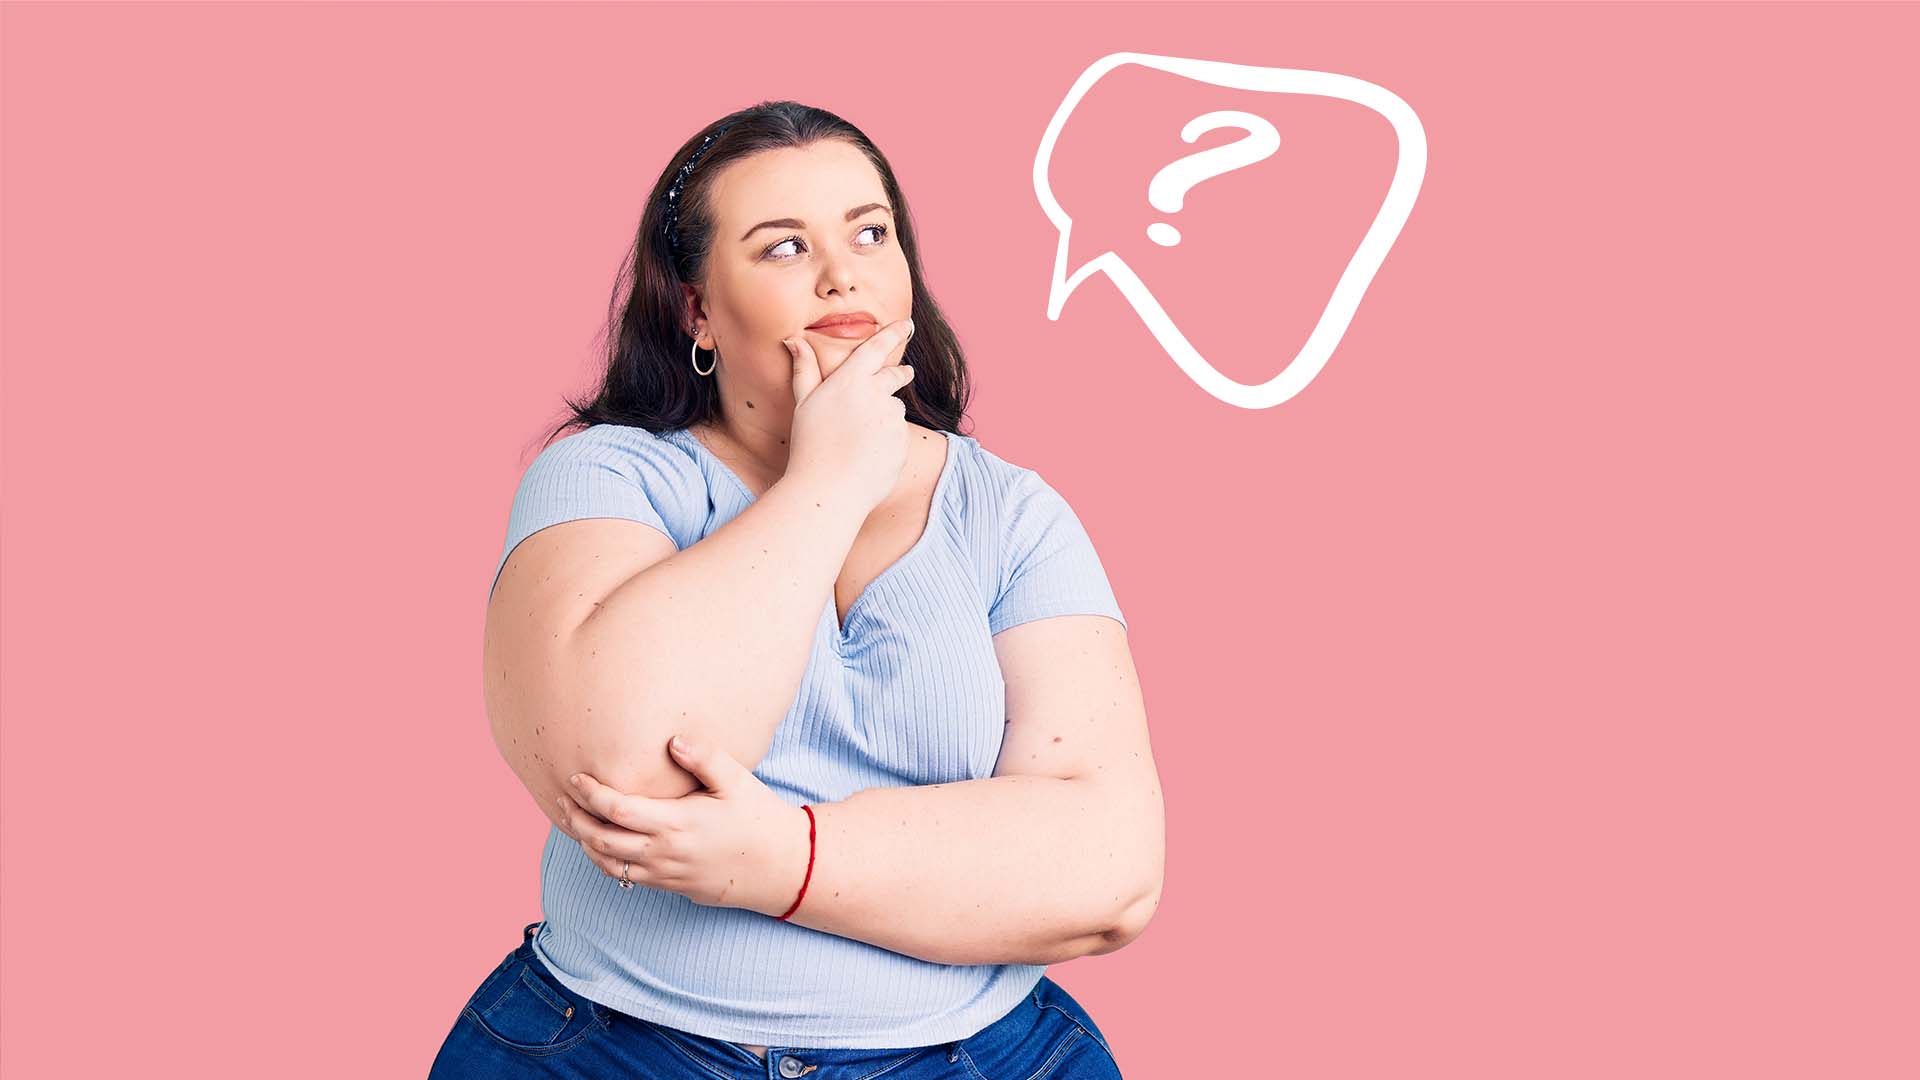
[679,284,706,335]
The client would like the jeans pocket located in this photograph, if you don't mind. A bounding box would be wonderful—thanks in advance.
[1031,978,1118,1067]
[462,954,602,1056]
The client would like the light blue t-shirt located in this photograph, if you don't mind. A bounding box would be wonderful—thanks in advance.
[488,422,1126,1049]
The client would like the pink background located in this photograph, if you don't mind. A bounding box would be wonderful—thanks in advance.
[4,2,1915,1076]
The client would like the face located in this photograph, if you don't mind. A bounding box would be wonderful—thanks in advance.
[683,140,912,407]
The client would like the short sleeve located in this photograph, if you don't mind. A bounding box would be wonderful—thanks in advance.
[488,425,699,600]
[988,470,1127,634]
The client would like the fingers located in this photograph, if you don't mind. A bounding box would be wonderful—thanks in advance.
[565,772,661,833]
[557,789,653,866]
[844,317,915,377]
[784,336,820,404]
[559,797,650,883]
[876,362,914,392]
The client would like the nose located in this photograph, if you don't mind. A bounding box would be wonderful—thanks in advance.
[814,247,860,298]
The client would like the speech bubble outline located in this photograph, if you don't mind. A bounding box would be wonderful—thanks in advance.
[1034,53,1429,409]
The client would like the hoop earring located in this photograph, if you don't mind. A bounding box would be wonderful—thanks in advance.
[690,336,716,377]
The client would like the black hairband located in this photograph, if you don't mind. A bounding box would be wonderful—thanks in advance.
[662,122,737,258]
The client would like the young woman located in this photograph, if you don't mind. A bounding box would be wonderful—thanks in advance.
[431,101,1163,1079]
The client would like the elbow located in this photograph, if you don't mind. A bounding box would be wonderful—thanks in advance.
[575,744,700,802]
[543,713,774,806]
[1090,791,1164,955]
[1092,879,1163,955]
[486,612,751,816]
[578,722,768,800]
[490,697,699,827]
[562,702,768,802]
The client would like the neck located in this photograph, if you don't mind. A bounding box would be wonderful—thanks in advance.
[697,409,793,481]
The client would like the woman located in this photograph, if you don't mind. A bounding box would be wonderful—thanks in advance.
[432,101,1163,1079]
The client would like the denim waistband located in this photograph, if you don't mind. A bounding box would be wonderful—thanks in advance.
[512,920,997,1076]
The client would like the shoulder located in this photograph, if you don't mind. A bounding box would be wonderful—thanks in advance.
[955,434,1076,528]
[945,431,1101,564]
[948,431,1042,504]
[531,422,702,476]
[521,423,708,499]
[503,422,709,547]
[960,434,1126,633]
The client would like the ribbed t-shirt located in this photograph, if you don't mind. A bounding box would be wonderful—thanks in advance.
[487,422,1126,1049]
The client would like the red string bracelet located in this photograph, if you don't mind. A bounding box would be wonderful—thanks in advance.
[776,804,816,921]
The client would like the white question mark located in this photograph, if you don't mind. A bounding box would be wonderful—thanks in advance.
[1146,110,1282,247]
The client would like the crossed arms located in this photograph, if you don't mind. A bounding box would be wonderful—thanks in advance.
[483,475,1163,966]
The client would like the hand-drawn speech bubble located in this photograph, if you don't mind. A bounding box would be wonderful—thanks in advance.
[1034,53,1428,410]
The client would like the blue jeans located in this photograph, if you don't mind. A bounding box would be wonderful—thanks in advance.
[428,921,1125,1079]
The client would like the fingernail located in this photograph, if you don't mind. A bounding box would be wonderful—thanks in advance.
[568,773,583,786]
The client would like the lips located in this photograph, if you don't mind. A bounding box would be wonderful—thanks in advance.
[806,310,877,330]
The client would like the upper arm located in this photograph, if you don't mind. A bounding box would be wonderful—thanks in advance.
[986,469,1162,907]
[987,468,1139,785]
[986,470,1126,636]
[992,614,1163,941]
[481,426,697,822]
[486,426,691,608]
[990,614,1151,788]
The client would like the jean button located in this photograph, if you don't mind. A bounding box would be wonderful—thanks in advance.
[778,1055,810,1077]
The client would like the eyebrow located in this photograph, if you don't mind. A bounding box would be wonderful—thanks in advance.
[739,202,892,242]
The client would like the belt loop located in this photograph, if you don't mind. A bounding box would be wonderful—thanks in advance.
[523,920,542,943]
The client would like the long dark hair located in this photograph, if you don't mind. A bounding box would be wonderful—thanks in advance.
[534,100,975,453]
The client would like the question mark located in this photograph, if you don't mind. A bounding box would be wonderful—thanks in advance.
[1146,110,1282,247]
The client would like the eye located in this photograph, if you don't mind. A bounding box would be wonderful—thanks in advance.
[763,223,889,261]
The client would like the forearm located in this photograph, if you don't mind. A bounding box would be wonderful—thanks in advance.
[564,475,866,793]
[775,775,1159,967]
